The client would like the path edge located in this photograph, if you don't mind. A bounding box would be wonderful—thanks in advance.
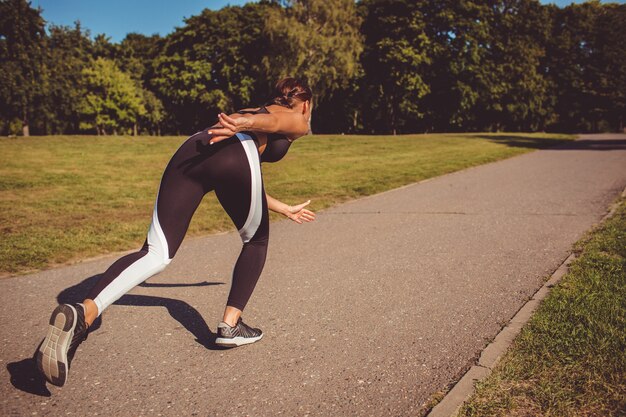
[426,185,626,417]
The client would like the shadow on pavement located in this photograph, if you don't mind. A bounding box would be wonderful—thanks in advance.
[54,273,225,345]
[114,293,219,348]
[478,134,567,149]
[475,134,626,151]
[139,281,220,288]
[7,274,227,396]
[551,139,626,151]
[6,353,51,397]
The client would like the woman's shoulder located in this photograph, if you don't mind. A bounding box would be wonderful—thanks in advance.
[264,104,295,114]
[237,106,268,114]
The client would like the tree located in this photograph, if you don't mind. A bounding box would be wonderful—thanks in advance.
[78,58,146,135]
[139,84,164,135]
[150,3,270,133]
[359,0,432,134]
[415,0,492,132]
[117,33,165,134]
[264,0,363,103]
[546,2,626,132]
[592,4,626,132]
[41,22,92,134]
[475,0,552,131]
[117,33,162,83]
[150,53,228,133]
[0,0,47,136]
[92,33,118,60]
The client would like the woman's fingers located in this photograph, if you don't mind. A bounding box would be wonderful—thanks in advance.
[219,113,239,128]
[290,208,315,223]
[208,113,248,144]
[213,136,227,143]
[207,126,232,136]
[290,202,315,223]
[208,133,231,145]
[208,121,237,144]
[217,113,237,130]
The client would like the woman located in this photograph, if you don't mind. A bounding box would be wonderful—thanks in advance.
[37,77,316,387]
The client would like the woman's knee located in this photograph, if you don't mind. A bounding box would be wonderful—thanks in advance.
[152,256,171,274]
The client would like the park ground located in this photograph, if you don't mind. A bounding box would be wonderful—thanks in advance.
[0,133,624,416]
[0,132,572,276]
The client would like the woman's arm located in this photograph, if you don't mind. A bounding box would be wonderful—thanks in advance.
[208,112,308,144]
[266,194,316,224]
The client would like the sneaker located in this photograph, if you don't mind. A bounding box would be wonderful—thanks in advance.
[36,303,89,386]
[215,318,263,347]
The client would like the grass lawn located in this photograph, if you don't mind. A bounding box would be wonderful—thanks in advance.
[458,197,626,416]
[0,132,572,276]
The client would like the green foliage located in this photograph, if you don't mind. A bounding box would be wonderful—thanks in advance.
[546,2,626,133]
[0,0,47,135]
[359,0,431,134]
[140,88,164,135]
[475,0,553,131]
[150,3,270,133]
[0,0,624,134]
[117,33,162,82]
[264,0,364,102]
[416,0,491,132]
[78,58,146,135]
[41,23,92,134]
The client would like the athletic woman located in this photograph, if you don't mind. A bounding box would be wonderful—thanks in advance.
[37,77,316,387]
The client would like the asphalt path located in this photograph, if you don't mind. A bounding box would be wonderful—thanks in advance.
[2,134,626,416]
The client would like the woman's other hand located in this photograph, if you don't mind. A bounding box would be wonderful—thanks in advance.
[208,113,250,144]
[286,200,316,224]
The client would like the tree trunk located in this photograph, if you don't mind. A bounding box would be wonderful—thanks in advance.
[133,123,138,136]
[388,94,396,135]
[22,109,29,137]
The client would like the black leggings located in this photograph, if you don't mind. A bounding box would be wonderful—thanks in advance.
[86,131,269,315]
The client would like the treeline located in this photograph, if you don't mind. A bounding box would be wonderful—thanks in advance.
[1,0,624,136]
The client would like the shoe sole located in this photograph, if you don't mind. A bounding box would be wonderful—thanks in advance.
[215,333,263,347]
[36,304,77,387]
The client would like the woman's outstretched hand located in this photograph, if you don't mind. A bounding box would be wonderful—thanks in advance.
[286,200,316,224]
[208,113,250,144]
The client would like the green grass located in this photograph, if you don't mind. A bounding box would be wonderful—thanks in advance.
[458,198,626,417]
[0,132,572,276]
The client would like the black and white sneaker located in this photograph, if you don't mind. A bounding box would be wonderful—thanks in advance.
[36,303,89,386]
[215,318,263,347]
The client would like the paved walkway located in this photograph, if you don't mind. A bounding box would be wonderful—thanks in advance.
[2,134,626,416]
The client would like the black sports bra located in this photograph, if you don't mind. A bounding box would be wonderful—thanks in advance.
[237,107,292,163]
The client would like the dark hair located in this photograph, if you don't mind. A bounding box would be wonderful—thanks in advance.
[266,77,313,108]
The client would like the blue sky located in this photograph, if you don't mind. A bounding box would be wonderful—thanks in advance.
[32,0,251,42]
[32,0,624,43]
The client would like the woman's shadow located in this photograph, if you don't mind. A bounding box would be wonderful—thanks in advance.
[8,274,226,396]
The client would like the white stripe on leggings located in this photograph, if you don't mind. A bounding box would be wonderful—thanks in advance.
[236,132,263,243]
[93,199,172,315]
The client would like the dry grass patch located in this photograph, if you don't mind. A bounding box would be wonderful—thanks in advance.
[1,133,573,275]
